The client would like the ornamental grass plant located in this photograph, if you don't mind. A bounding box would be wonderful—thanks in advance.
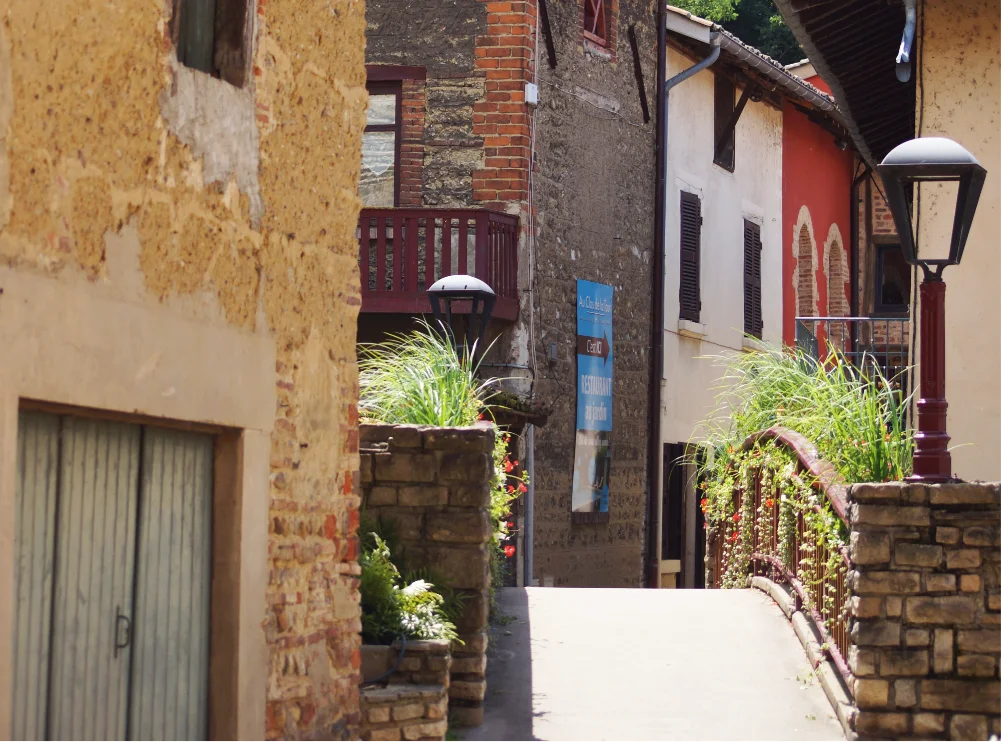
[696,341,914,485]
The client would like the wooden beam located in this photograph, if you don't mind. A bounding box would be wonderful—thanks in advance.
[628,24,650,124]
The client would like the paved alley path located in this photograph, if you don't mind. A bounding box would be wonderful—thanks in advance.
[463,587,844,741]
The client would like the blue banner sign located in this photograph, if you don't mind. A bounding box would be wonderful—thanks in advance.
[572,280,613,514]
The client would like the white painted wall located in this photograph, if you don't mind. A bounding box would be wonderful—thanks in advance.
[656,47,784,575]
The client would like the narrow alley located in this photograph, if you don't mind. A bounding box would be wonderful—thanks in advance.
[465,588,844,741]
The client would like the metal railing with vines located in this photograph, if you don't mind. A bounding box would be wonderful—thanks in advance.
[708,427,852,686]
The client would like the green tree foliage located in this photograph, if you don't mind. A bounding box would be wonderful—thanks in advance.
[672,0,803,65]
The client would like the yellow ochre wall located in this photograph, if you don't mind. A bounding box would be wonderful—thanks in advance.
[918,0,1000,481]
[0,0,368,738]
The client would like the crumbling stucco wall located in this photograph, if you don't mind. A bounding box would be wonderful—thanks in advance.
[0,0,367,738]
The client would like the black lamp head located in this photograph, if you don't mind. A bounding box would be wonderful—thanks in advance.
[427,274,496,359]
[877,137,986,278]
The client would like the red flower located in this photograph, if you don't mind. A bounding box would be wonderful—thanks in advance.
[765,498,775,509]
[517,482,528,494]
[728,532,739,543]
[504,459,514,473]
[732,512,740,522]
[506,484,515,494]
[506,521,515,530]
[504,545,516,558]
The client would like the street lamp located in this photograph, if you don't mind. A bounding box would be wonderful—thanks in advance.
[878,137,987,482]
[427,274,496,362]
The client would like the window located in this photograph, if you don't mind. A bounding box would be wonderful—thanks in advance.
[171,0,250,87]
[584,0,608,46]
[743,219,763,338]
[713,76,735,171]
[679,192,702,322]
[360,82,402,208]
[874,243,911,315]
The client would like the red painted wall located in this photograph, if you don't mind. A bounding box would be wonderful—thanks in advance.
[782,75,855,346]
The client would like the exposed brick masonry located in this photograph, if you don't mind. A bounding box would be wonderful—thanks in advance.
[400,79,426,207]
[472,0,535,207]
[847,481,1000,740]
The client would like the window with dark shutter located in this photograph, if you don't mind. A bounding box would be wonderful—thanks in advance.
[679,192,702,323]
[743,219,763,338]
[714,76,735,171]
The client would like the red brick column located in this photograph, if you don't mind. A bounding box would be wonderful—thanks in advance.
[400,79,426,207]
[472,1,535,208]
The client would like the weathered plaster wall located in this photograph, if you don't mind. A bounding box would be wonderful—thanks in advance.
[0,0,367,738]
[918,0,1000,482]
[658,49,783,585]
[528,0,657,588]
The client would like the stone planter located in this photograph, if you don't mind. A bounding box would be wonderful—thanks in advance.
[359,422,495,726]
[359,640,452,741]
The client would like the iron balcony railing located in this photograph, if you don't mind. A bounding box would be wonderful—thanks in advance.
[796,315,913,428]
[357,208,520,321]
[796,315,910,380]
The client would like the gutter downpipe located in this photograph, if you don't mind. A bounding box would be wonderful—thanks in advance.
[525,423,535,585]
[645,24,721,588]
[849,165,870,318]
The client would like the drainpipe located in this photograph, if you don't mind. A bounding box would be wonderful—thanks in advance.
[896,0,918,82]
[525,423,535,585]
[849,165,870,318]
[645,26,721,588]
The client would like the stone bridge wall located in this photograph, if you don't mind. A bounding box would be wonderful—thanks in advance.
[847,481,1001,740]
[359,422,495,726]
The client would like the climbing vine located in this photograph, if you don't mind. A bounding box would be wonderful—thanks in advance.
[702,442,849,630]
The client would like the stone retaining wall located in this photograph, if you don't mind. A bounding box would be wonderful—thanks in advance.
[847,481,1001,740]
[360,422,495,726]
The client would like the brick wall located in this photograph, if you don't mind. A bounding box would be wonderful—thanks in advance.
[847,481,1001,740]
[400,79,427,207]
[472,0,535,207]
[359,423,495,726]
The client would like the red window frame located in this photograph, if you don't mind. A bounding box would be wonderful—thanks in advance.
[583,0,608,47]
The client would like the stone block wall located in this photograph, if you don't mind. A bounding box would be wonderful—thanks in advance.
[360,640,451,741]
[360,423,495,726]
[847,481,1001,740]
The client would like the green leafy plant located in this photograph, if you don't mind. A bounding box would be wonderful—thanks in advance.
[359,533,458,644]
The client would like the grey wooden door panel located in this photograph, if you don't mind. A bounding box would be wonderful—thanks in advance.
[129,427,213,741]
[13,411,61,741]
[12,412,213,742]
[48,417,141,741]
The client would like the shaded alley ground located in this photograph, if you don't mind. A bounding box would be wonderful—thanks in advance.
[462,587,844,741]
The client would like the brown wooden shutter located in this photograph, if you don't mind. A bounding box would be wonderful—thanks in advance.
[743,219,763,338]
[679,192,702,322]
[714,76,735,170]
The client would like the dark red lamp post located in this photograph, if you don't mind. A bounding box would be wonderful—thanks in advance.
[878,137,987,482]
[427,274,496,362]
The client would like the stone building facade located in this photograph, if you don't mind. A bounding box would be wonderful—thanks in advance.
[361,0,658,587]
[0,0,366,739]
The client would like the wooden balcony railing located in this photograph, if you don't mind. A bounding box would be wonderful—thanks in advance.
[357,208,520,321]
[709,427,852,688]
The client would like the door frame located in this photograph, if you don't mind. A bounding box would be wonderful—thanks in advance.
[0,269,275,740]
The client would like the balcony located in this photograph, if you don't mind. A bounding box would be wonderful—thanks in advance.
[357,208,520,321]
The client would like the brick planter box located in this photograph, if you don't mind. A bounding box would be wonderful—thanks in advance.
[360,640,451,741]
[360,422,495,727]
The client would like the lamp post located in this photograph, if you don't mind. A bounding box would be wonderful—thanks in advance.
[427,274,496,362]
[878,137,986,482]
